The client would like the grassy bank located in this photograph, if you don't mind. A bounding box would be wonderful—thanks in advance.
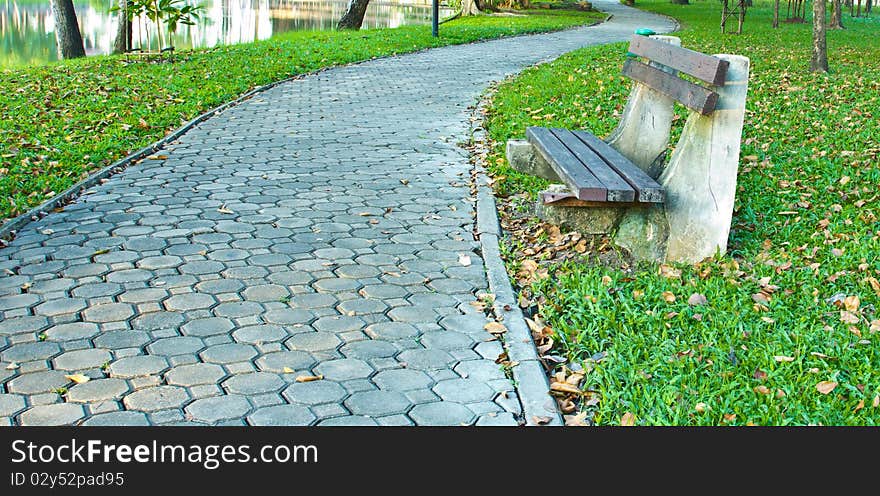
[485,0,880,425]
[0,9,604,223]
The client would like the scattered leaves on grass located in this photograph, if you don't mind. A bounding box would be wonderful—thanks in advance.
[619,412,636,426]
[688,293,708,306]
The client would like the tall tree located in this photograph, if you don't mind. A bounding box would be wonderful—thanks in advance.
[112,0,132,54]
[811,0,829,72]
[461,0,482,15]
[829,0,844,27]
[338,0,370,30]
[773,0,780,27]
[51,0,86,59]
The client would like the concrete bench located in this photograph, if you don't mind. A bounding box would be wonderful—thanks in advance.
[506,34,750,263]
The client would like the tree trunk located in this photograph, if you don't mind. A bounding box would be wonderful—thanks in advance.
[670,0,689,4]
[475,0,497,11]
[337,0,370,30]
[811,0,829,72]
[112,0,131,54]
[773,0,780,26]
[829,0,844,27]
[461,0,482,15]
[51,0,86,59]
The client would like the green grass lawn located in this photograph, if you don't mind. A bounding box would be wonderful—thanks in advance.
[0,8,604,224]
[485,0,880,425]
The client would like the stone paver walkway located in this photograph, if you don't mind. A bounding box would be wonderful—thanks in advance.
[0,1,673,426]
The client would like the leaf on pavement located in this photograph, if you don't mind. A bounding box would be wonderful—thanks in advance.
[65,374,90,384]
[295,374,323,383]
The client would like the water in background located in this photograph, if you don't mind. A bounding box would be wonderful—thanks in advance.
[0,0,454,67]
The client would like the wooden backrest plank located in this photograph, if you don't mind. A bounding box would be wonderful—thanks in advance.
[572,130,665,203]
[549,128,636,203]
[622,59,719,115]
[629,35,729,86]
[526,127,607,202]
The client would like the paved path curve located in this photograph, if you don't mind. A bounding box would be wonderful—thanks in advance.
[0,2,673,426]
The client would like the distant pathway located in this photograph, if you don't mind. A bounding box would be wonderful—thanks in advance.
[0,1,673,426]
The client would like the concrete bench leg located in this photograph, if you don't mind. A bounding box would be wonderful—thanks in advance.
[606,35,681,178]
[658,54,750,263]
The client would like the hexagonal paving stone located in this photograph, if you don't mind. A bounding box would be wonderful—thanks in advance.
[200,344,258,364]
[44,322,101,341]
[19,404,85,426]
[123,386,190,412]
[180,261,226,275]
[213,301,265,318]
[318,416,379,426]
[2,341,61,362]
[67,378,129,403]
[242,285,289,302]
[53,349,112,370]
[365,322,420,340]
[476,412,518,426]
[255,351,316,372]
[108,355,169,378]
[7,370,70,394]
[314,358,374,381]
[247,404,316,426]
[396,349,455,371]
[283,381,348,405]
[344,390,411,416]
[439,314,489,335]
[453,360,507,382]
[372,369,433,391]
[339,340,398,360]
[0,294,40,311]
[285,333,341,352]
[312,316,366,334]
[419,331,475,351]
[0,393,26,417]
[232,324,289,344]
[164,293,217,312]
[263,308,313,325]
[409,401,475,426]
[432,378,494,404]
[181,317,235,337]
[132,311,185,331]
[137,256,183,270]
[223,372,285,395]
[165,363,227,386]
[185,394,251,423]
[337,299,388,316]
[147,336,206,356]
[82,411,151,426]
[0,316,49,335]
[289,293,338,310]
[34,298,86,317]
[93,330,151,349]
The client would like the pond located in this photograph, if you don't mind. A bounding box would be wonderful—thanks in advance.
[0,0,454,67]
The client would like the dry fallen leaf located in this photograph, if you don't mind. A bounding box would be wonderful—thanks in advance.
[754,385,771,395]
[619,412,636,426]
[854,400,865,413]
[844,295,861,312]
[816,381,838,395]
[688,293,708,306]
[723,413,737,422]
[282,367,295,374]
[5,362,19,370]
[662,291,676,303]
[550,381,582,395]
[774,355,795,362]
[532,416,552,425]
[217,205,235,214]
[295,374,323,383]
[659,264,681,279]
[873,395,880,408]
[458,254,472,267]
[752,292,770,304]
[695,402,707,413]
[65,374,90,384]
[564,412,589,426]
[484,322,507,335]
[840,311,860,324]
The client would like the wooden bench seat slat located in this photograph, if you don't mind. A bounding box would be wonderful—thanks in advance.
[526,127,607,201]
[571,130,665,203]
[549,128,636,203]
[622,59,719,115]
[629,34,730,86]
